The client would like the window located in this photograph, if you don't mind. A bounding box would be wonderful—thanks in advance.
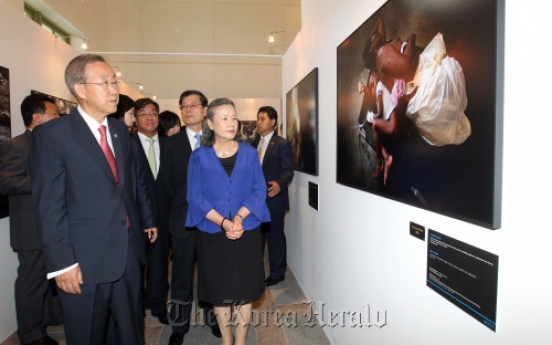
[24,4,71,44]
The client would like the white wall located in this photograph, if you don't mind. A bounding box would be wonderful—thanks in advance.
[0,1,79,340]
[283,0,552,344]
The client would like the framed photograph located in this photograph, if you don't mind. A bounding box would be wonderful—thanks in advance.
[286,68,319,176]
[336,0,504,229]
[0,65,11,219]
[239,120,258,145]
[31,90,77,116]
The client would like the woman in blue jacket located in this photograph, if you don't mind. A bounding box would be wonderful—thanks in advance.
[186,97,270,345]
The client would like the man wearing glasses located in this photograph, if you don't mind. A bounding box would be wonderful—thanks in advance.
[132,98,172,325]
[31,54,157,344]
[162,90,220,345]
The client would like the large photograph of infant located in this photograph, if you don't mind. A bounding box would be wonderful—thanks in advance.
[336,0,503,229]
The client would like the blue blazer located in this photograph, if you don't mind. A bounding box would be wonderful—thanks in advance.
[186,142,270,233]
[31,109,152,284]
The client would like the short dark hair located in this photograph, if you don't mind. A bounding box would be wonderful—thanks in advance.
[65,54,107,98]
[134,98,159,114]
[158,110,181,137]
[20,93,56,127]
[179,90,208,107]
[109,94,135,122]
[257,106,278,127]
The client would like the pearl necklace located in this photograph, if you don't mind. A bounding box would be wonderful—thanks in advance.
[215,140,235,158]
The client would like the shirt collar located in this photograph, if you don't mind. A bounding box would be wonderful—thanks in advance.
[261,130,274,143]
[77,105,108,133]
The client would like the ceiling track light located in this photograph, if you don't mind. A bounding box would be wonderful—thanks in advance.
[141,92,157,100]
[126,81,155,98]
[81,37,89,50]
[112,66,122,77]
[53,33,90,50]
[268,29,299,43]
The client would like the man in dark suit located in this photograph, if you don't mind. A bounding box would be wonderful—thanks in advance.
[162,90,219,345]
[131,98,171,324]
[30,54,157,345]
[0,94,61,345]
[252,106,294,286]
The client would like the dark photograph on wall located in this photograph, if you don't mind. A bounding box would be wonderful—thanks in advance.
[336,0,503,229]
[31,90,77,116]
[239,120,258,145]
[0,65,11,218]
[286,68,319,176]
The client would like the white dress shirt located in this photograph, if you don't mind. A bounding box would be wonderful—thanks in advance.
[186,127,202,151]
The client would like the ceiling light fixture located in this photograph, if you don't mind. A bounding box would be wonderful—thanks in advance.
[112,66,122,77]
[268,30,299,43]
[81,37,89,50]
[141,92,157,100]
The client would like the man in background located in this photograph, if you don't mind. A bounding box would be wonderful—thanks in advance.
[162,90,219,345]
[132,98,171,324]
[252,106,294,286]
[0,93,61,345]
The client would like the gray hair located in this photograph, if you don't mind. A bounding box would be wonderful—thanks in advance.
[64,54,107,98]
[201,97,240,146]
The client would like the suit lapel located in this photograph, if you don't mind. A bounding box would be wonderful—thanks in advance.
[70,110,119,186]
[261,135,277,166]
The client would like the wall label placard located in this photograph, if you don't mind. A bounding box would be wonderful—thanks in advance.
[427,230,499,331]
[410,221,425,241]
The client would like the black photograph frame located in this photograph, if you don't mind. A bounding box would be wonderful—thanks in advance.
[31,90,77,116]
[336,0,504,229]
[286,68,319,176]
[0,65,10,219]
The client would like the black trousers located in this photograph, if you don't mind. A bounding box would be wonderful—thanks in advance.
[15,249,62,344]
[58,236,143,345]
[170,233,216,334]
[261,210,287,280]
[145,225,171,314]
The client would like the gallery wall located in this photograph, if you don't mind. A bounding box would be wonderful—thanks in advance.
[283,0,552,344]
[0,0,79,340]
[25,0,300,100]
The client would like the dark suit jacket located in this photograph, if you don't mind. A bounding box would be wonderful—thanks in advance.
[131,134,170,234]
[31,109,152,284]
[161,130,193,240]
[0,130,40,250]
[251,134,294,214]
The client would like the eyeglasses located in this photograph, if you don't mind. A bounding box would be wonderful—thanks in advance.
[179,103,202,110]
[79,81,121,89]
[136,112,159,117]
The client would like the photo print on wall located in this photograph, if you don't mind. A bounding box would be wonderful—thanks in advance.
[286,68,319,176]
[0,65,11,218]
[336,0,504,229]
[31,90,77,116]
